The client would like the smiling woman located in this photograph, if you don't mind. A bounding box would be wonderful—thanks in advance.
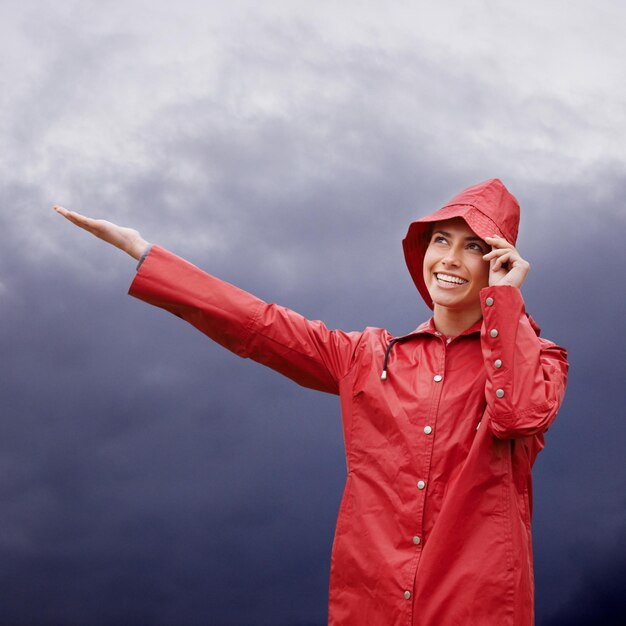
[54,178,567,626]
[422,218,492,333]
[419,216,531,338]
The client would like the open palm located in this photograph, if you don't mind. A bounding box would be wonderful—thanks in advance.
[53,206,150,260]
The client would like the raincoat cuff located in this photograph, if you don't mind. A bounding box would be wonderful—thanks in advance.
[480,284,523,310]
[136,244,155,270]
[480,285,526,426]
[478,283,567,438]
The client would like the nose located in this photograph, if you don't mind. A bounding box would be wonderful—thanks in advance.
[441,246,461,266]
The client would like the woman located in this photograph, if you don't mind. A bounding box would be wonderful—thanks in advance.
[54,178,568,625]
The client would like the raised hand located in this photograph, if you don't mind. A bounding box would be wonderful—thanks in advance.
[53,206,151,260]
[482,235,530,289]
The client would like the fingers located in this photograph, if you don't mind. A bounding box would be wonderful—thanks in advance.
[486,248,530,272]
[482,247,510,261]
[483,235,531,288]
[53,205,82,226]
[483,236,522,263]
[484,235,513,251]
[53,205,150,259]
[490,251,514,272]
[54,205,87,226]
[485,235,511,244]
[53,205,103,234]
[483,247,515,268]
[53,205,84,220]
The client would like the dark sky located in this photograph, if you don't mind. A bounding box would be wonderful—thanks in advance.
[1,1,625,625]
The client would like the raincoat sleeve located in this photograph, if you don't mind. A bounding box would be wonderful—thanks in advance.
[479,285,568,439]
[128,245,363,395]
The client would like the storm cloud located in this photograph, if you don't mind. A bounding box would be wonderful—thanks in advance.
[1,1,624,624]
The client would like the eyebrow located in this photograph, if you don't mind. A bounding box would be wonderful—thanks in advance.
[433,229,485,242]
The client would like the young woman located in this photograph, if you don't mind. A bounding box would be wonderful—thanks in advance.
[54,178,568,625]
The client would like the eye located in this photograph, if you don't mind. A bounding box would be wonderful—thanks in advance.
[433,235,448,245]
[467,242,486,253]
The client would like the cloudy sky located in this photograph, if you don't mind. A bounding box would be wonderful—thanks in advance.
[1,1,625,624]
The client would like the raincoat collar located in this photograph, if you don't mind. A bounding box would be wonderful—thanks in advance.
[381,317,482,381]
[407,316,483,339]
[382,305,540,381]
[410,302,541,338]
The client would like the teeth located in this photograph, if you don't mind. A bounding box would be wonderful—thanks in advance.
[436,273,468,285]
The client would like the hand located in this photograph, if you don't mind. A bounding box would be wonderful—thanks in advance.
[53,206,151,260]
[482,235,530,289]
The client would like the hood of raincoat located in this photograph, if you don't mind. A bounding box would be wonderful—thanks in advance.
[403,178,520,309]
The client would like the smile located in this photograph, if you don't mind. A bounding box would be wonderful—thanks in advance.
[435,273,469,286]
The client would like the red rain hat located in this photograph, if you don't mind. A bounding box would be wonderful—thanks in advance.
[403,179,520,309]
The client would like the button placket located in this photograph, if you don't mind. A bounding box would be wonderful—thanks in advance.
[406,343,444,603]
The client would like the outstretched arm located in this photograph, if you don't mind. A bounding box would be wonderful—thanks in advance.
[53,205,151,260]
[54,206,363,393]
[129,246,364,394]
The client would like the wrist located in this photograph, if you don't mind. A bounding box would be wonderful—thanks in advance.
[128,237,151,260]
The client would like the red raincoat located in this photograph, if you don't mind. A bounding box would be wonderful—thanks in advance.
[128,183,568,625]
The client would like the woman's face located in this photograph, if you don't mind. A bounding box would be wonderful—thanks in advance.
[422,217,490,313]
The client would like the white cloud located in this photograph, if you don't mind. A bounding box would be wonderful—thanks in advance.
[2,0,625,270]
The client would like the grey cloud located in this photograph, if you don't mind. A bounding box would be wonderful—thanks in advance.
[1,2,625,624]
[0,264,340,624]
